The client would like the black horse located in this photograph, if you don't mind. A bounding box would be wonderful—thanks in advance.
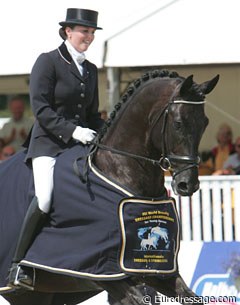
[0,70,219,305]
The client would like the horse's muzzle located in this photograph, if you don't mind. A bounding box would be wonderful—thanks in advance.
[171,178,200,196]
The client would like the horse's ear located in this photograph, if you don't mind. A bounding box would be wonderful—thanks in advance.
[179,75,194,97]
[199,74,220,95]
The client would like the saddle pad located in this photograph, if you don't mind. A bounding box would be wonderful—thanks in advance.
[118,197,180,275]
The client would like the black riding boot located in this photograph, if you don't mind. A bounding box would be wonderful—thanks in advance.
[8,196,47,289]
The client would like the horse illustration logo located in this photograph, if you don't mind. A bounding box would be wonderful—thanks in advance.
[138,225,169,251]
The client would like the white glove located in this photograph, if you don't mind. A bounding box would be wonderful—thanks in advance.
[72,126,96,144]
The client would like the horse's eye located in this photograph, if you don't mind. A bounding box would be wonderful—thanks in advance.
[173,121,182,130]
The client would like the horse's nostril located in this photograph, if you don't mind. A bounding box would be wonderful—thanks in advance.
[177,182,188,192]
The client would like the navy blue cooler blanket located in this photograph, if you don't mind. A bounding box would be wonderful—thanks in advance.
[0,145,179,291]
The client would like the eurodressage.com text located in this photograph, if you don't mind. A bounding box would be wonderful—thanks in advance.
[141,294,237,304]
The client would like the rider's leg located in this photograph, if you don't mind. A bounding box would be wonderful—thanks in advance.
[32,156,56,214]
[8,156,56,289]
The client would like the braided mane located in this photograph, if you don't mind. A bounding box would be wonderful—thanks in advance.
[98,69,180,140]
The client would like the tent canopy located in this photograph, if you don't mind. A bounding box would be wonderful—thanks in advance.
[104,0,240,67]
[0,0,240,75]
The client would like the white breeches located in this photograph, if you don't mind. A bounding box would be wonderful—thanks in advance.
[32,156,56,213]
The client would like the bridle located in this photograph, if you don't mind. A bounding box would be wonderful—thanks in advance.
[150,99,205,178]
[90,99,205,177]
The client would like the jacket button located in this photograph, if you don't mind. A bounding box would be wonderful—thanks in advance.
[77,104,82,108]
[75,114,80,119]
[80,93,85,98]
[59,135,62,139]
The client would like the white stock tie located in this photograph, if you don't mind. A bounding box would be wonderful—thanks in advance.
[76,53,86,65]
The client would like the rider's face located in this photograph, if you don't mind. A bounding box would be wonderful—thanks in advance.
[66,25,95,53]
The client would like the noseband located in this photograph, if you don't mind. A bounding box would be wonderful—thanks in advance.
[91,99,205,177]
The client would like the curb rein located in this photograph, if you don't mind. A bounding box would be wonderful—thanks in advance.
[74,99,205,182]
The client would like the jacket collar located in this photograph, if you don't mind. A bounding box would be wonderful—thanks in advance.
[58,42,89,81]
[58,42,73,64]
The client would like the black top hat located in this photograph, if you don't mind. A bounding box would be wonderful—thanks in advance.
[59,8,102,30]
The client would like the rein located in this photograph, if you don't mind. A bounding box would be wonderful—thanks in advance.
[90,141,165,167]
[92,99,205,175]
[73,99,205,182]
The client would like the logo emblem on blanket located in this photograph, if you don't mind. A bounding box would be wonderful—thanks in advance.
[118,197,180,275]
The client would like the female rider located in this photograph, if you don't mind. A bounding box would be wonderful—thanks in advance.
[8,8,104,289]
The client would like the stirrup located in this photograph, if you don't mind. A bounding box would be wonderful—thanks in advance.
[12,265,35,291]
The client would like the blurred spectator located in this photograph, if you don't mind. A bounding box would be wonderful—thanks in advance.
[199,123,235,175]
[0,145,16,162]
[0,96,33,152]
[213,136,240,175]
[0,139,4,159]
[100,109,108,121]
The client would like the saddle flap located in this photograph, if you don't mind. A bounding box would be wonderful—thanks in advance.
[118,197,180,276]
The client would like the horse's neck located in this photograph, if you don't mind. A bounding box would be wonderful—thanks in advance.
[94,112,166,198]
[96,149,165,197]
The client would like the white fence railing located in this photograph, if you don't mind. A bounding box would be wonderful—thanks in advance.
[165,175,240,242]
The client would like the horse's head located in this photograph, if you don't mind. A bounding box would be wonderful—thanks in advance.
[150,74,219,196]
[95,70,219,198]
